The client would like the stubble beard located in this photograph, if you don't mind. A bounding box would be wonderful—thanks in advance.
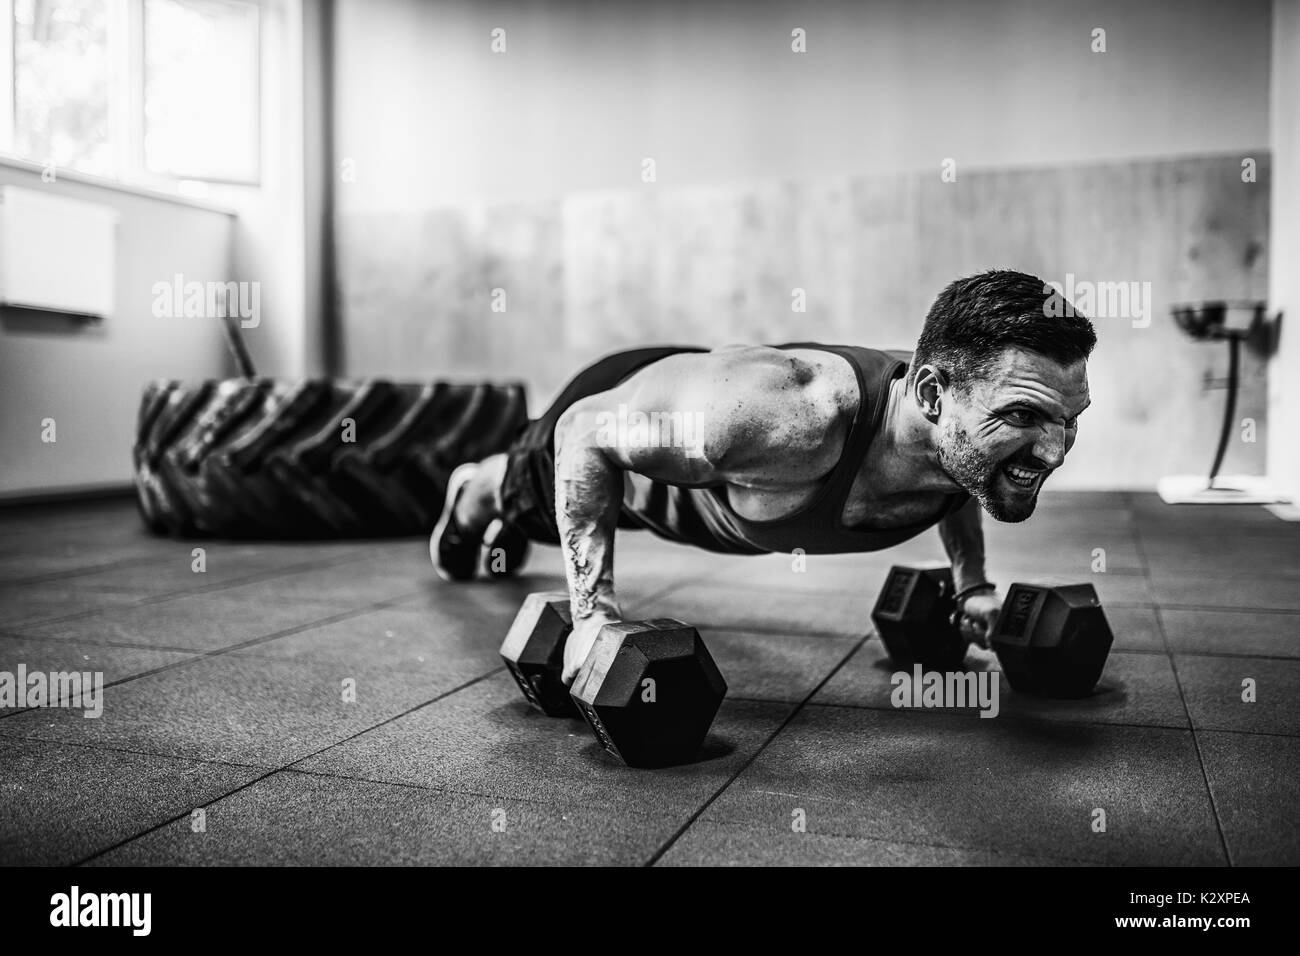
[936,420,1039,523]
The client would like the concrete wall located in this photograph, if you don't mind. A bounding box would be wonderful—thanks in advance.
[337,154,1270,489]
[0,167,234,497]
[333,0,1271,208]
[331,0,1273,489]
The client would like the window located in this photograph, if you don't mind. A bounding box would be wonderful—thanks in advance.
[13,0,113,176]
[144,0,258,182]
[1,0,260,188]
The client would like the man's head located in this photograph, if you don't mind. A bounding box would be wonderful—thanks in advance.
[909,270,1096,522]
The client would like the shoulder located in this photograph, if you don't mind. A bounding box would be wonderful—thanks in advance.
[559,345,862,483]
[674,344,857,397]
[672,346,858,478]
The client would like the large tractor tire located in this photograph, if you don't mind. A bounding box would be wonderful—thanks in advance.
[133,377,528,538]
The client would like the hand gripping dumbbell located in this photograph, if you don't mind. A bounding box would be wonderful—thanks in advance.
[500,591,728,767]
[871,565,1114,698]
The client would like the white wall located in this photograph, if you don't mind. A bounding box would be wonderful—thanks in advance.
[331,0,1274,491]
[334,0,1272,212]
[1269,0,1300,502]
[199,0,319,381]
[0,167,234,497]
[0,0,318,499]
[224,0,322,381]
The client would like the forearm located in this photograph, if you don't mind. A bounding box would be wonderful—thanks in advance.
[937,498,990,592]
[554,405,624,623]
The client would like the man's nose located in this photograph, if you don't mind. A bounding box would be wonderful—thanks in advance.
[1032,425,1067,469]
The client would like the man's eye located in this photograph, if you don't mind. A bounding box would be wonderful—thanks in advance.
[1004,409,1036,426]
[1065,417,1079,430]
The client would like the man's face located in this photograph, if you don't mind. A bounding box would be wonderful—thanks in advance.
[932,348,1091,522]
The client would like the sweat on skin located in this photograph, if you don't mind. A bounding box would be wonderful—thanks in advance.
[551,344,1091,678]
[441,273,1098,682]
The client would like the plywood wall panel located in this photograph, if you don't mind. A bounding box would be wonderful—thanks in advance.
[336,153,1270,487]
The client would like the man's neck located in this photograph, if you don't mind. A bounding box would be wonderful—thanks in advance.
[863,375,963,496]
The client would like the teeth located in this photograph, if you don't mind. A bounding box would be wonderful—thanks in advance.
[1004,466,1040,485]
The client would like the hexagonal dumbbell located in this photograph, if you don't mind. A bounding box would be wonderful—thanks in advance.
[499,591,576,717]
[569,619,727,769]
[871,565,966,670]
[500,592,727,767]
[872,568,1115,698]
[990,582,1113,698]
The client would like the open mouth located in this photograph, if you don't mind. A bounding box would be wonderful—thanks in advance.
[1001,464,1045,490]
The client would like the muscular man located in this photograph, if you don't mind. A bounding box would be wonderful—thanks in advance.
[432,270,1095,681]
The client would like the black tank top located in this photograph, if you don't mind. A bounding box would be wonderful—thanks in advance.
[621,343,971,554]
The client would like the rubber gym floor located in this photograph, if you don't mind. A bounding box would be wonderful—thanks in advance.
[1,491,1296,866]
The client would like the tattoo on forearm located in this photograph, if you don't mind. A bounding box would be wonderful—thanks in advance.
[563,524,612,618]
[555,413,622,623]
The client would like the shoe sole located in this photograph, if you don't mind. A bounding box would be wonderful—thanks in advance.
[482,518,530,577]
[430,463,480,582]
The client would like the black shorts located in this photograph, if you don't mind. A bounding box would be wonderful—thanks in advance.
[500,346,707,544]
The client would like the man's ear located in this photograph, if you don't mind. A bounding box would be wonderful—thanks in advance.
[913,365,947,422]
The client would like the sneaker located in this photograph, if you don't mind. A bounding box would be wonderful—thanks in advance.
[481,518,530,578]
[430,463,483,582]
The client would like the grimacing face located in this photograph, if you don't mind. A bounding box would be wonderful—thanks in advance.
[933,348,1091,522]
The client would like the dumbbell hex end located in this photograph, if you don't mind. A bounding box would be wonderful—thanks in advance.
[500,590,576,717]
[570,619,727,769]
[991,582,1113,698]
[872,565,967,670]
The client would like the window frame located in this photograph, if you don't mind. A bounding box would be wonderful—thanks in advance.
[0,0,262,191]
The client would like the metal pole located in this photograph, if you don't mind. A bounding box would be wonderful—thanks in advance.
[1208,333,1240,488]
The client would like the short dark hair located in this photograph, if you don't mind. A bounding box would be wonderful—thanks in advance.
[910,269,1097,391]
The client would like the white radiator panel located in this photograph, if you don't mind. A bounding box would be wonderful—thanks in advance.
[0,186,118,318]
